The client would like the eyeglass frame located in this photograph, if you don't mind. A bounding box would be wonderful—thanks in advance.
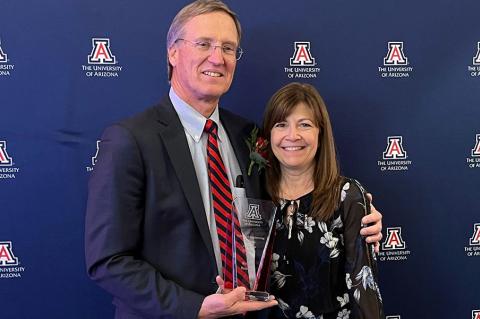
[175,38,244,61]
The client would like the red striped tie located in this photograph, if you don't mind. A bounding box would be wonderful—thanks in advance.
[204,119,250,289]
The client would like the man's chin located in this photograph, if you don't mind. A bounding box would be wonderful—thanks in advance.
[200,86,231,100]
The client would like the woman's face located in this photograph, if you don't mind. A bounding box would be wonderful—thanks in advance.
[270,102,319,174]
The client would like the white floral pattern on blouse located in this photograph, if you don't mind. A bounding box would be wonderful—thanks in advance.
[268,179,384,319]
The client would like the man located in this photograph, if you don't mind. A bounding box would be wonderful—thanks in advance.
[85,1,383,318]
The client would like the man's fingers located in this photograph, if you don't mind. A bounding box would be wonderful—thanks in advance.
[374,242,380,253]
[361,206,382,235]
[232,299,278,314]
[215,276,225,289]
[199,287,277,319]
[365,232,383,244]
[214,275,227,294]
[361,222,382,237]
[225,288,278,313]
[361,204,383,248]
[361,212,382,228]
[223,287,247,306]
[366,192,373,202]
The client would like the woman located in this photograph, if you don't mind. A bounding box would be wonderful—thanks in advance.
[263,82,384,319]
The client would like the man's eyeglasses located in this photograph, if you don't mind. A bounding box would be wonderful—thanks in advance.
[175,38,244,61]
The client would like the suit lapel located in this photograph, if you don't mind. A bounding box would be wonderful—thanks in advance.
[155,97,216,264]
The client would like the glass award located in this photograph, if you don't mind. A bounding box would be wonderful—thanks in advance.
[226,197,276,301]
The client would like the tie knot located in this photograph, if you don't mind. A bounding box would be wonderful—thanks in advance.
[204,119,218,135]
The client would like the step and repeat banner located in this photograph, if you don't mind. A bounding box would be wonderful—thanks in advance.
[1,0,479,318]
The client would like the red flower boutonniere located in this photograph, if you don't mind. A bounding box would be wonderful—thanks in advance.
[245,126,269,176]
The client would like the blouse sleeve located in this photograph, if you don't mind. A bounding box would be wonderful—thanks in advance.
[341,180,385,319]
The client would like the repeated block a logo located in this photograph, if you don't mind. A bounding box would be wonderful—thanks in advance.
[383,136,407,160]
[384,42,408,66]
[0,242,19,266]
[92,140,101,166]
[472,134,480,157]
[88,38,116,64]
[290,42,316,66]
[473,42,480,65]
[0,40,7,63]
[0,141,13,166]
[469,224,480,246]
[382,227,406,250]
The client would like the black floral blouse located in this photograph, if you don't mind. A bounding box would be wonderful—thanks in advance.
[268,179,384,319]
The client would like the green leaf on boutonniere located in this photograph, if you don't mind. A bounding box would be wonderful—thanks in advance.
[245,127,269,176]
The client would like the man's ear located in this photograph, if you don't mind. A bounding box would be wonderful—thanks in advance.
[168,45,178,67]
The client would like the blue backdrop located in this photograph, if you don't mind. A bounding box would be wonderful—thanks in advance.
[1,1,479,318]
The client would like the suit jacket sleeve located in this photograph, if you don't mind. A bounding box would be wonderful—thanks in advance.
[85,123,205,319]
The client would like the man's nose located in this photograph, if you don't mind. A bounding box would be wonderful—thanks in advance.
[208,46,225,64]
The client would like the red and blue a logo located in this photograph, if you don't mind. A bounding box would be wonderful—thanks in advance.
[473,42,480,65]
[382,227,406,250]
[0,141,13,166]
[92,140,100,166]
[0,40,7,63]
[0,241,18,266]
[383,136,407,160]
[472,310,480,319]
[384,42,408,66]
[88,38,116,64]
[290,42,316,66]
[472,134,480,157]
[469,224,480,246]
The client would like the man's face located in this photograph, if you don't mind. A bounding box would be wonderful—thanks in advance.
[168,11,239,112]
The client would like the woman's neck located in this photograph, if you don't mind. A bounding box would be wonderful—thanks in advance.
[279,166,315,200]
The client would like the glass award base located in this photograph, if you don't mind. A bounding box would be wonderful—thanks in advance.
[246,290,271,301]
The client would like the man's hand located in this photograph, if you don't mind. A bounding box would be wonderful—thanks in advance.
[198,276,277,319]
[360,193,383,253]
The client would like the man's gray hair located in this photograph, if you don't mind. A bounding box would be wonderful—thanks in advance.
[166,0,242,80]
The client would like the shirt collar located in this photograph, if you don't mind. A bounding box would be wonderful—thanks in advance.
[169,87,222,143]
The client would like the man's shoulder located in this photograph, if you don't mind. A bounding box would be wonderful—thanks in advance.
[219,107,252,123]
[118,105,159,128]
[219,107,257,130]
[114,97,173,132]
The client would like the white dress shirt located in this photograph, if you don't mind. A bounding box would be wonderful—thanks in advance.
[169,88,248,278]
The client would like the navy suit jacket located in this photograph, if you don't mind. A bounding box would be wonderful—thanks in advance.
[85,96,267,319]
